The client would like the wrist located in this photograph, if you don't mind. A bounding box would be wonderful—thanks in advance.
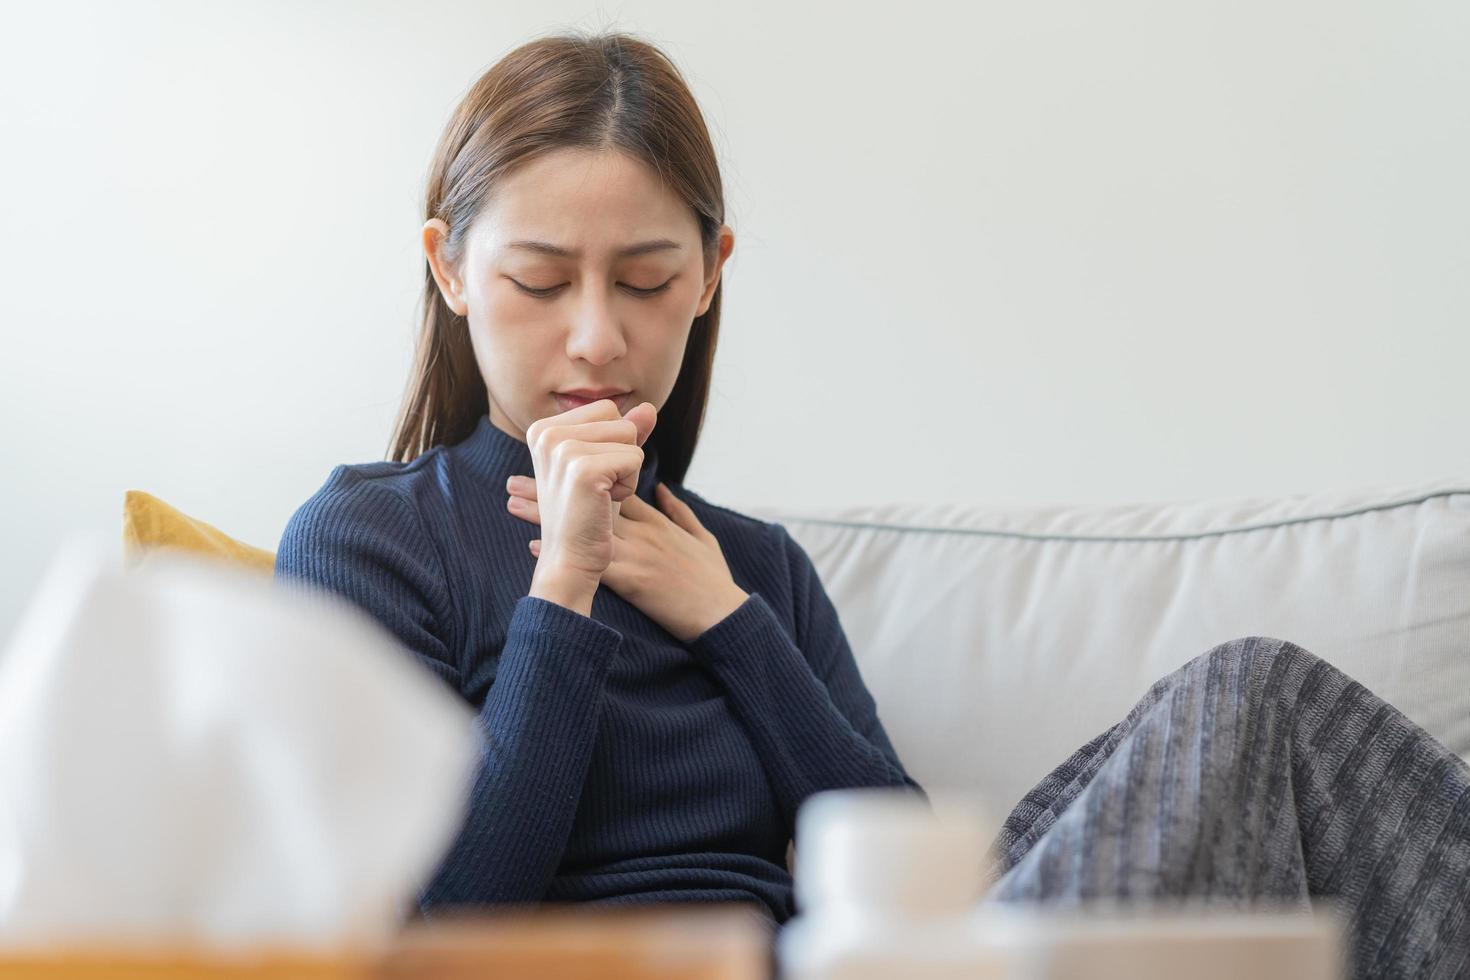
[687,586,751,643]
[529,563,600,618]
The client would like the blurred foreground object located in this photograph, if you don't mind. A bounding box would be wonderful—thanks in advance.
[778,788,1343,979]
[0,532,480,949]
[376,904,770,980]
[0,905,769,978]
[1006,905,1343,980]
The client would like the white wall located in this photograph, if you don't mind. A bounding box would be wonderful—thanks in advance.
[3,0,1467,644]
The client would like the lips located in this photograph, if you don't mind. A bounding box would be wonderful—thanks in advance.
[554,390,630,413]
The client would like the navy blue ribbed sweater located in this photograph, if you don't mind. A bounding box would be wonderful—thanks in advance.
[273,413,922,923]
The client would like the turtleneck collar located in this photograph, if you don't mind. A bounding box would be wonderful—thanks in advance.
[451,412,663,507]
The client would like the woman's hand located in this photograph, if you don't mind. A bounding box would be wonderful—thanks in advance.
[505,475,750,644]
[518,398,657,614]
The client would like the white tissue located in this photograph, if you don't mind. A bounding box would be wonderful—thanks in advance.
[0,531,481,950]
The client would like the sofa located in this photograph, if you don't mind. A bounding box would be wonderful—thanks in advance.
[118,476,1470,820]
[741,476,1470,816]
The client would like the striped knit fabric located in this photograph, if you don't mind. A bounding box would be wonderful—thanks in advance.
[273,413,920,924]
[986,634,1470,979]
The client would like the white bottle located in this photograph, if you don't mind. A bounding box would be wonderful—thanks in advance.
[776,788,1343,980]
[777,787,1028,980]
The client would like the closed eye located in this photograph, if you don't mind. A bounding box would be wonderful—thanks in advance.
[509,278,674,299]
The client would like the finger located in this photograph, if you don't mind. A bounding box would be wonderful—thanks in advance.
[529,538,540,557]
[549,440,645,502]
[615,485,680,535]
[622,401,657,447]
[614,489,658,523]
[535,419,641,469]
[656,482,716,544]
[526,400,649,496]
[610,505,651,542]
[505,493,541,525]
[506,474,538,500]
[527,399,654,455]
[527,396,625,446]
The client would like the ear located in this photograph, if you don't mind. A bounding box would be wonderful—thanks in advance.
[694,224,735,319]
[422,218,468,316]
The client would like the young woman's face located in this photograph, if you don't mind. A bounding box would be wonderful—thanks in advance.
[423,147,734,443]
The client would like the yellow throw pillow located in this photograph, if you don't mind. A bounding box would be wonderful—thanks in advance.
[122,489,277,574]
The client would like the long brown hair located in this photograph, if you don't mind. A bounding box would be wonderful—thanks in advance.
[387,30,727,486]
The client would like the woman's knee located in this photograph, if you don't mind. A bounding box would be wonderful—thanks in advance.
[1196,634,1322,680]
[1162,637,1327,786]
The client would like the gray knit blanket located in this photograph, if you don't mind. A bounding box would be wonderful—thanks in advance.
[986,635,1470,980]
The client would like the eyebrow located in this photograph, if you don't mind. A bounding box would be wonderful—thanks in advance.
[504,238,685,259]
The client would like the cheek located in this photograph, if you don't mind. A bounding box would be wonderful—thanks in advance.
[638,313,697,381]
[473,283,554,337]
[480,328,552,376]
[478,284,533,321]
[467,313,554,386]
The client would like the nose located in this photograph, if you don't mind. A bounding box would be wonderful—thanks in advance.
[563,291,628,366]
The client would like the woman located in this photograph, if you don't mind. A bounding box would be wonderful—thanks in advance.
[275,30,1469,978]
[276,29,919,928]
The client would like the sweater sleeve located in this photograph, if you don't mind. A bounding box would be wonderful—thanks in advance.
[686,523,924,830]
[274,470,622,913]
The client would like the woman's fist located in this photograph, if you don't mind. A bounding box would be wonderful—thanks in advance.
[520,397,657,603]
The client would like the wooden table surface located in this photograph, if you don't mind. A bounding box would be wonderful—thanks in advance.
[0,903,775,980]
